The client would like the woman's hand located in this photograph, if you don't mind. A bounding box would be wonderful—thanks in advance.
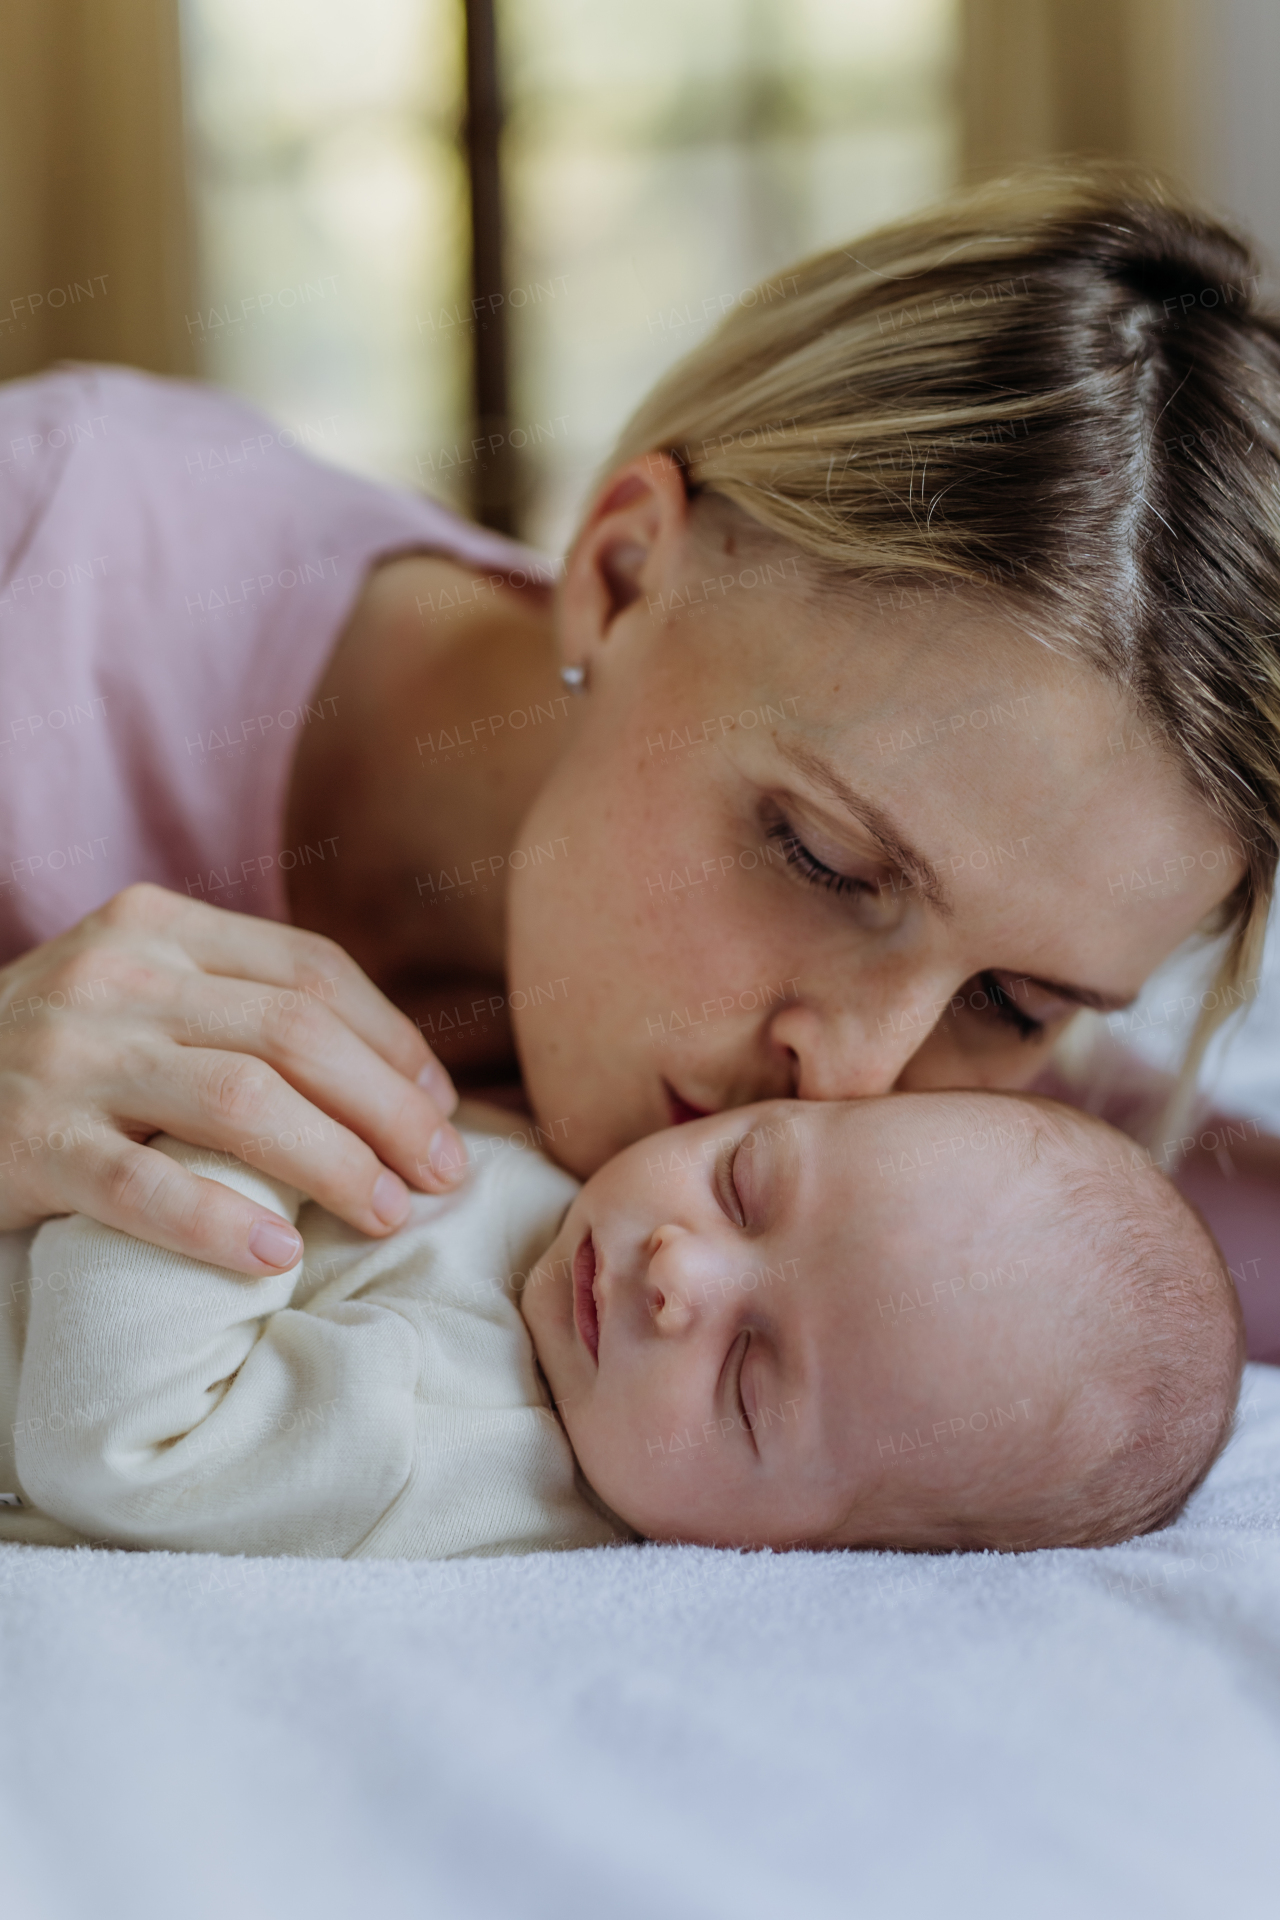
[0,885,467,1273]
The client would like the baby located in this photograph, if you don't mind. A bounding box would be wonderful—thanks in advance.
[0,1090,1243,1559]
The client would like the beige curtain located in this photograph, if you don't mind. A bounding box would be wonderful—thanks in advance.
[959,0,1210,191]
[0,0,196,382]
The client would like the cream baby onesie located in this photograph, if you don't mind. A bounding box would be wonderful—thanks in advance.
[0,1104,628,1559]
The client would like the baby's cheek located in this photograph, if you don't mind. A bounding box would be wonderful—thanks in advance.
[571,1395,675,1524]
[581,1403,654,1500]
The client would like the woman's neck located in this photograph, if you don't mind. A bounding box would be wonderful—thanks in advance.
[282,553,569,1074]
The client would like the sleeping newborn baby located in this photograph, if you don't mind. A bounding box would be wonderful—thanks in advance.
[0,1091,1243,1558]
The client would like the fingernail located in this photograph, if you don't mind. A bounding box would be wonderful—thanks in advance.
[248,1218,303,1269]
[428,1124,467,1183]
[417,1060,459,1115]
[371,1169,410,1226]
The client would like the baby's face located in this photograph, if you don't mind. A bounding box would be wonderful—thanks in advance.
[521,1094,1072,1547]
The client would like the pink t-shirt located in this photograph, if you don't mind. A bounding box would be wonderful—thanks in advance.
[0,363,547,962]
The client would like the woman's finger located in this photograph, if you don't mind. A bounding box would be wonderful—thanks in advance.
[169,971,467,1194]
[89,884,453,1094]
[47,1132,308,1276]
[108,1046,459,1240]
[0,887,471,1264]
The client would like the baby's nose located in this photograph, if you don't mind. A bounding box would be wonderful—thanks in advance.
[647,1283,695,1334]
[645,1226,700,1331]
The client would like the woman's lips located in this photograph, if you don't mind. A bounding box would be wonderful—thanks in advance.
[572,1230,600,1363]
[664,1081,715,1127]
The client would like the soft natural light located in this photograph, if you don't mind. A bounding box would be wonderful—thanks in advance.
[180,0,957,547]
[180,0,468,492]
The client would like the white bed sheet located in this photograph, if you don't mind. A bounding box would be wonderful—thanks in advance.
[2,1362,1278,1920]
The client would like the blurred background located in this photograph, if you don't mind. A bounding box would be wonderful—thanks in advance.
[0,0,1276,553]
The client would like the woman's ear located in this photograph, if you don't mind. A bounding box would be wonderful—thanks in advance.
[558,451,690,670]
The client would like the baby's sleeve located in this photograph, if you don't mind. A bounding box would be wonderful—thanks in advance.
[14,1137,421,1558]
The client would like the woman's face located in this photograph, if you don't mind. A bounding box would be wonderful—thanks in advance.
[505,460,1242,1176]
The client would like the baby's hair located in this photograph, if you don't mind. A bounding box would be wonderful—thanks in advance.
[1004,1104,1244,1549]
[828,1095,1244,1556]
[926,1101,1242,1553]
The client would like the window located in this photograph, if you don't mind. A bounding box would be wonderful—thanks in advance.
[181,0,957,548]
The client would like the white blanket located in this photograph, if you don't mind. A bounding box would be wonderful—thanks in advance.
[2,1362,1278,1920]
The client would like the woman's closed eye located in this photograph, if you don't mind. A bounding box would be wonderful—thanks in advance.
[764,819,904,929]
[980,971,1043,1039]
[964,971,1076,1042]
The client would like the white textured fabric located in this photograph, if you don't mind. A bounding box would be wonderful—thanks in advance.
[0,1362,1278,1917]
[0,1106,623,1559]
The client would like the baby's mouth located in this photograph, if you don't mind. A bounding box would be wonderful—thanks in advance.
[572,1230,600,1363]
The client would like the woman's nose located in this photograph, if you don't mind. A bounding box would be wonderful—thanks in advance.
[768,988,952,1099]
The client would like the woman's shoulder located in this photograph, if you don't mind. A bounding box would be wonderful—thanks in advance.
[0,365,554,952]
[0,362,272,515]
[0,361,551,575]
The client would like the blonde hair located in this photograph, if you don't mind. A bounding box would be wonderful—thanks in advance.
[606,165,1280,1088]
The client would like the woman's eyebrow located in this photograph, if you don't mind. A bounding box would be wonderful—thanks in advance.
[776,739,953,914]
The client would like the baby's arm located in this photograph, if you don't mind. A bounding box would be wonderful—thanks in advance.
[14,1137,420,1557]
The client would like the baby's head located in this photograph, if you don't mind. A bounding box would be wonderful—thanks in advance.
[521,1092,1243,1552]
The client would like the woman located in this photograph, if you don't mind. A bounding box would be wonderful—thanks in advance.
[0,166,1276,1283]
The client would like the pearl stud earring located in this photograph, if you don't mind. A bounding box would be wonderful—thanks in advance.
[560,663,587,692]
